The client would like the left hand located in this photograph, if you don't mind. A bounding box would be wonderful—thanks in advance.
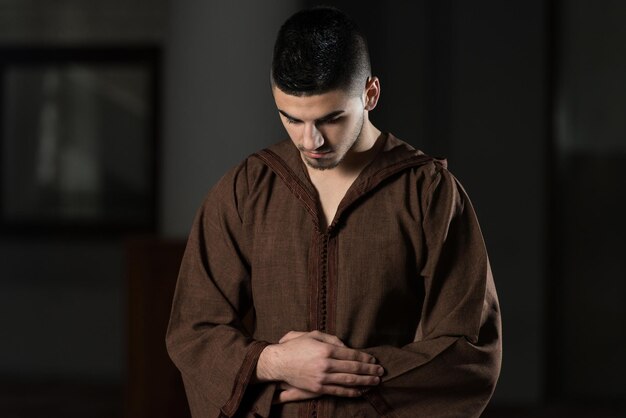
[272,382,320,404]
[272,330,357,404]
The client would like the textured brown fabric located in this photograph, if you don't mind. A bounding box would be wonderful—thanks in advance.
[166,133,502,418]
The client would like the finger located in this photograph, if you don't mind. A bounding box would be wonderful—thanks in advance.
[278,382,314,394]
[274,386,320,404]
[307,330,346,347]
[322,372,380,387]
[328,346,377,364]
[279,330,306,343]
[325,359,385,377]
[319,384,364,398]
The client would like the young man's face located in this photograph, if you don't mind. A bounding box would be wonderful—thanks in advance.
[272,86,367,171]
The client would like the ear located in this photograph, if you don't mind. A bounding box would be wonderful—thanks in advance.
[363,76,381,111]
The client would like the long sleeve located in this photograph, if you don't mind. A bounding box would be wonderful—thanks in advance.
[166,161,277,418]
[360,165,502,418]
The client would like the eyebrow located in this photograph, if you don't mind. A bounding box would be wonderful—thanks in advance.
[278,109,345,123]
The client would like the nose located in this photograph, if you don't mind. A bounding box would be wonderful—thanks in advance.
[301,122,324,151]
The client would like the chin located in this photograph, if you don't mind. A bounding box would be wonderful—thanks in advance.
[304,157,341,171]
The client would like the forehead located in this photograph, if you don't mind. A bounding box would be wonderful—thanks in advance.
[272,87,359,120]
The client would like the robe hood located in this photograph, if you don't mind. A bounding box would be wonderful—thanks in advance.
[253,132,447,232]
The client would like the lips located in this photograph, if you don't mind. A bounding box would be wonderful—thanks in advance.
[303,150,331,159]
[305,152,328,158]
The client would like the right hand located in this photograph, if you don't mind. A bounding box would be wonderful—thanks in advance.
[258,330,384,398]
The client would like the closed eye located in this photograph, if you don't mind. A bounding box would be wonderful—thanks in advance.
[285,117,301,125]
[278,109,344,126]
[319,117,342,125]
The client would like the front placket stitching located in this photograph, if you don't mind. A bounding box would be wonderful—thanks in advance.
[253,149,437,418]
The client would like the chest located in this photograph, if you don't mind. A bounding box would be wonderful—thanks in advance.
[309,174,359,228]
[245,177,427,346]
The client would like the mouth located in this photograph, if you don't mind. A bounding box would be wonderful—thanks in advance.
[303,150,332,159]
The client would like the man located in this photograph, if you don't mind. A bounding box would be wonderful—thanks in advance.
[166,6,501,418]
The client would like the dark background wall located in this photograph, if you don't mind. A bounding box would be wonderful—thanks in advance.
[551,0,626,401]
[0,0,168,386]
[1,0,624,416]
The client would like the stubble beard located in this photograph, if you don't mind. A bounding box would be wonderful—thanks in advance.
[303,111,366,171]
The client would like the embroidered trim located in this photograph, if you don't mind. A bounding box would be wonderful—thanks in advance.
[253,149,320,228]
[252,146,438,418]
[307,234,321,331]
[328,155,436,231]
[220,340,269,417]
[362,388,401,418]
[326,235,338,336]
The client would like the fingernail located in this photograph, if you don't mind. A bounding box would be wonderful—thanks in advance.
[378,367,384,376]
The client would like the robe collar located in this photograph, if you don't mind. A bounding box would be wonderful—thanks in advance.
[253,133,445,233]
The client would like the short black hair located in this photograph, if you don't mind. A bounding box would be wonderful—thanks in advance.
[271,6,371,96]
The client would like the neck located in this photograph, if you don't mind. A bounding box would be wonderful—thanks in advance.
[337,120,382,175]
